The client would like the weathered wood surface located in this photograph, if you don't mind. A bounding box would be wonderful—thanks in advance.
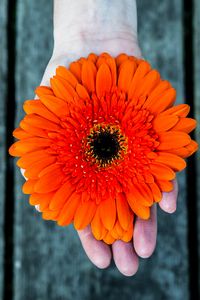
[194,0,200,295]
[0,0,197,299]
[0,0,7,299]
[12,1,189,300]
[137,1,189,299]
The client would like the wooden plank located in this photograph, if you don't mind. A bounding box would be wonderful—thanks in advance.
[194,0,200,296]
[14,1,90,300]
[0,0,7,298]
[133,1,189,299]
[13,0,189,299]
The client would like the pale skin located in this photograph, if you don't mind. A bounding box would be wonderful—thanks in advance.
[26,0,179,276]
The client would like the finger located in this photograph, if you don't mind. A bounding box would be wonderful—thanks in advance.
[112,240,139,276]
[20,168,27,179]
[77,226,112,269]
[133,204,157,258]
[34,205,41,212]
[159,179,178,213]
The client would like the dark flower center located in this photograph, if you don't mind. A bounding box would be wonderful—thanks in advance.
[85,124,128,168]
[91,131,120,161]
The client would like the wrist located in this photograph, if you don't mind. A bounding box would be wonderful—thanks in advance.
[52,0,141,59]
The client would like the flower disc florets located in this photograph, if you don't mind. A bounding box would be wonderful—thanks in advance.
[85,123,128,168]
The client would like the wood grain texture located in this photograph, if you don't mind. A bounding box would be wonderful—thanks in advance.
[194,0,200,295]
[13,0,189,299]
[0,0,7,298]
[136,1,189,299]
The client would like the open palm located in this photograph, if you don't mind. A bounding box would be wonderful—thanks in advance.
[23,50,178,276]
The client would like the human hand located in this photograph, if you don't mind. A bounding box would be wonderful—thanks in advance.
[29,52,179,276]
[22,0,179,276]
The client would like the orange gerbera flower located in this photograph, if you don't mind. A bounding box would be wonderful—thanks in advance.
[9,52,198,244]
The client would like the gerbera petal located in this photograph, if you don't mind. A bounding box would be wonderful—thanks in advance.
[150,162,175,180]
[106,57,117,86]
[143,80,170,108]
[23,100,60,123]
[184,140,198,156]
[134,70,161,98]
[126,190,150,220]
[143,172,155,183]
[158,131,191,150]
[40,95,70,118]
[49,181,75,210]
[35,86,54,98]
[128,61,151,100]
[113,220,124,238]
[99,198,116,230]
[29,192,54,206]
[34,164,65,193]
[145,88,176,114]
[22,179,37,194]
[39,199,51,212]
[118,60,137,93]
[74,201,96,230]
[24,156,56,179]
[42,210,60,221]
[76,83,90,99]
[91,208,108,240]
[169,146,192,158]
[169,140,198,158]
[81,60,96,93]
[57,192,81,226]
[153,114,179,132]
[23,114,60,131]
[156,180,174,192]
[96,52,112,68]
[171,118,197,133]
[56,76,78,98]
[96,63,112,98]
[34,193,54,212]
[103,231,115,245]
[115,53,129,67]
[38,163,60,177]
[50,77,75,102]
[134,182,154,206]
[154,152,186,171]
[16,149,52,168]
[56,66,78,87]
[20,120,48,138]
[121,221,134,243]
[148,182,162,202]
[128,184,153,207]
[81,190,91,202]
[69,61,82,82]
[9,138,51,156]
[87,52,98,63]
[110,224,120,240]
[161,103,190,117]
[13,128,33,139]
[116,193,132,230]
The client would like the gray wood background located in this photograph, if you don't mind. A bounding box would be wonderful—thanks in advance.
[0,0,199,299]
[0,0,7,298]
[194,0,200,295]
